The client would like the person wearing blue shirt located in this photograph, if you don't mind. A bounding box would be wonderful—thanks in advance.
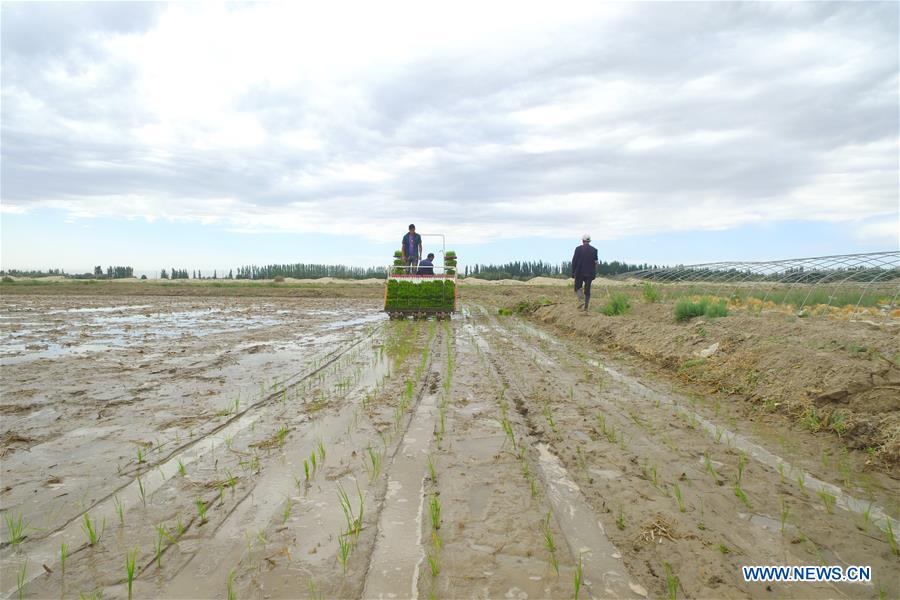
[572,233,599,310]
[418,253,435,275]
[401,224,422,273]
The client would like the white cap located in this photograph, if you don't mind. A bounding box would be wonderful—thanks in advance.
[582,233,591,242]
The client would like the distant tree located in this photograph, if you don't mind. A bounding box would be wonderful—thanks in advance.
[94,266,103,276]
[160,269,169,279]
[228,269,233,279]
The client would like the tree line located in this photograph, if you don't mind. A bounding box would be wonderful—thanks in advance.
[464,260,662,280]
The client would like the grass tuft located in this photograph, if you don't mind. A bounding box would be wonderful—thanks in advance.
[600,293,631,316]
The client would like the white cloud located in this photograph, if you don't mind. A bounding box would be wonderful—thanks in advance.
[1,1,897,249]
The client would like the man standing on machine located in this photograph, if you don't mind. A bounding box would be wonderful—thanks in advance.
[401,224,422,272]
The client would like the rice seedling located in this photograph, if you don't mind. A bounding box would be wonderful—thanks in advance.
[318,440,326,462]
[227,569,237,600]
[736,452,747,485]
[308,579,324,600]
[697,499,706,530]
[196,498,208,523]
[664,562,679,600]
[304,459,310,481]
[780,497,790,533]
[500,417,517,453]
[818,490,836,514]
[60,541,68,575]
[366,446,382,481]
[673,483,685,513]
[862,502,873,529]
[337,529,351,572]
[426,550,440,577]
[5,512,26,547]
[337,484,363,536]
[543,403,557,433]
[573,553,584,600]
[282,499,292,525]
[703,452,718,480]
[155,523,167,567]
[776,461,785,483]
[797,471,807,495]
[136,445,146,464]
[310,451,318,472]
[616,506,626,530]
[137,476,147,506]
[217,483,226,506]
[427,454,437,483]
[16,558,27,600]
[541,512,559,575]
[715,425,724,443]
[125,548,137,599]
[429,494,442,531]
[82,512,101,546]
[718,544,730,554]
[884,520,898,556]
[733,483,751,509]
[178,460,187,476]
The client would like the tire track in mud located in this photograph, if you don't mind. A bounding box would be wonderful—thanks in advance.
[477,306,899,599]
[462,311,646,599]
[0,324,385,599]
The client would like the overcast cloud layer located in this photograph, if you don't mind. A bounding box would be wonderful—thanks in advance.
[2,1,898,245]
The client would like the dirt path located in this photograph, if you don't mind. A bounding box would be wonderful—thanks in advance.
[2,295,898,599]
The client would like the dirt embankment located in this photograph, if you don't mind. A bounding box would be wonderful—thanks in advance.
[533,302,900,464]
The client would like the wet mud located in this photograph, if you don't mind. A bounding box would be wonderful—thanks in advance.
[1,293,898,599]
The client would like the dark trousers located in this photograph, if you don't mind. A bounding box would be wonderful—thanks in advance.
[575,275,594,308]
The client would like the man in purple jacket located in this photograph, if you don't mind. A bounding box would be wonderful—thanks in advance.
[572,234,598,310]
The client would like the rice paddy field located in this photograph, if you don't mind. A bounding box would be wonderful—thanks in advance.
[1,281,898,599]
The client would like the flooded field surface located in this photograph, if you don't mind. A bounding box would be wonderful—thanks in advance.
[1,294,898,599]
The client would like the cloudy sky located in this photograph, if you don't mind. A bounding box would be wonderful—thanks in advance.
[2,1,897,274]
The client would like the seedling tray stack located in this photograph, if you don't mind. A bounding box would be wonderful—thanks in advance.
[385,249,458,320]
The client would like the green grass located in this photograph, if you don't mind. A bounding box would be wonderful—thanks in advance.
[600,293,631,316]
[675,297,728,322]
[642,282,661,303]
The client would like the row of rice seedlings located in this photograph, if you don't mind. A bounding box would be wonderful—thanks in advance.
[541,511,559,575]
[5,512,26,547]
